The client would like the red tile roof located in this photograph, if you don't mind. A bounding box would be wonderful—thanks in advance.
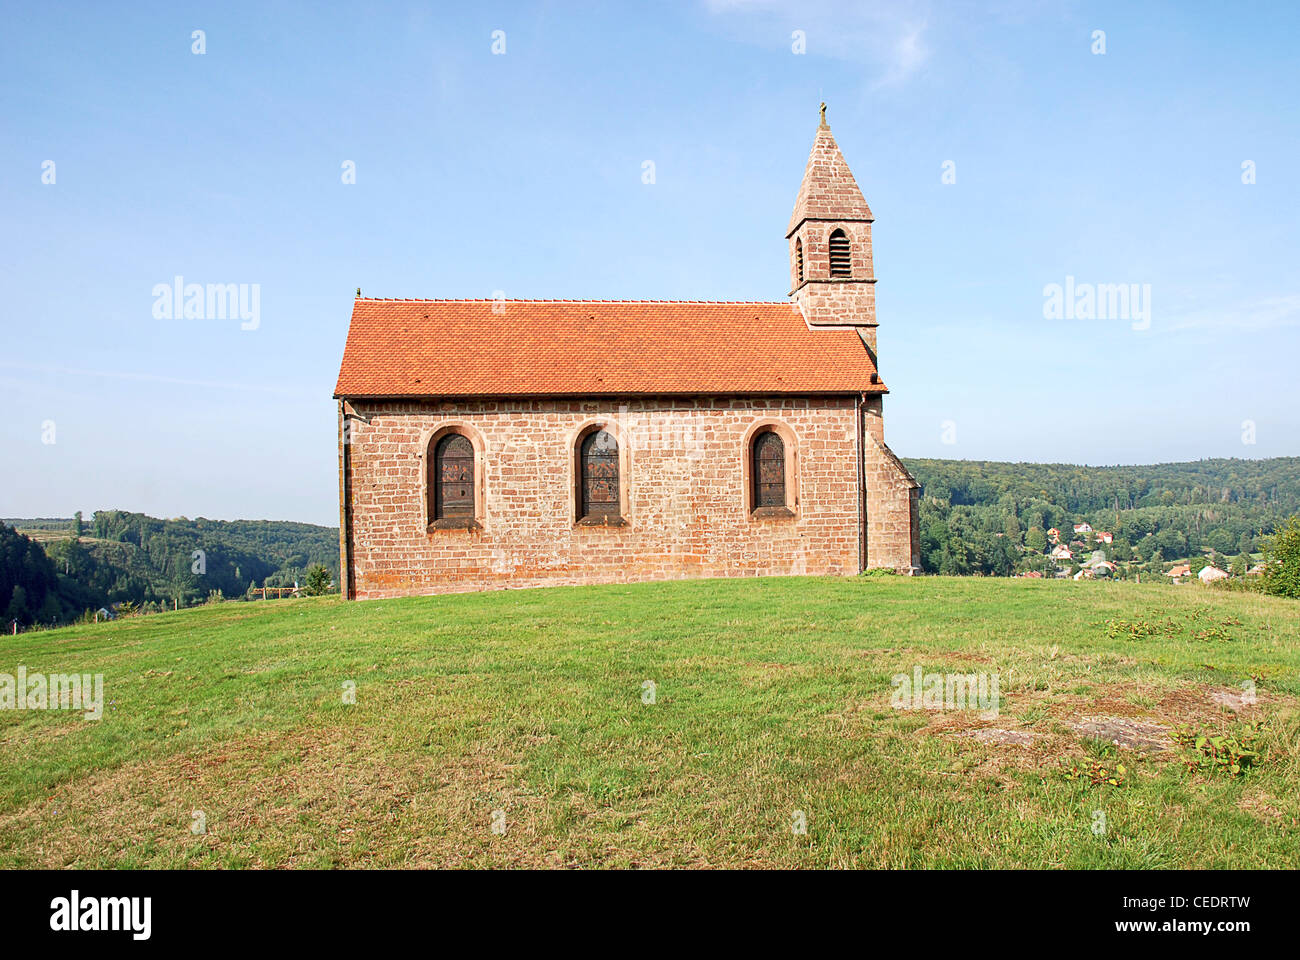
[334,299,884,399]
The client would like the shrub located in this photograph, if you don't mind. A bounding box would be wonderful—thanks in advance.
[303,564,332,596]
[1261,515,1300,599]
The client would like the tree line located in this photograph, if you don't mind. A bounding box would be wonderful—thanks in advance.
[903,456,1300,577]
[5,457,1298,624]
[1,511,339,626]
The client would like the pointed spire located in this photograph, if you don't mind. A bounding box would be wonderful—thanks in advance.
[786,106,873,238]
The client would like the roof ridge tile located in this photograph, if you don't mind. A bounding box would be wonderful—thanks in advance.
[354,297,789,304]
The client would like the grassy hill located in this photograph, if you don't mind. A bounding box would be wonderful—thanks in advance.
[1,576,1296,868]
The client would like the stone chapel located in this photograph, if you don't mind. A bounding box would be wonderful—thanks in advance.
[333,109,920,599]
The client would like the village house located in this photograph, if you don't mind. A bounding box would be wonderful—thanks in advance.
[1076,553,1117,579]
[333,108,921,599]
[1198,565,1229,583]
[1073,522,1093,535]
[1050,544,1073,561]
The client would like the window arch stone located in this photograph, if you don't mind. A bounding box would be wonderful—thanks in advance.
[423,423,486,531]
[743,419,799,518]
[571,420,629,526]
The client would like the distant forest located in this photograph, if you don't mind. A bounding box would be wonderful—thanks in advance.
[1,511,338,626]
[3,456,1298,625]
[903,456,1300,576]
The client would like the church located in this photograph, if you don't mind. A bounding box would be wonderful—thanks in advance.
[333,108,921,599]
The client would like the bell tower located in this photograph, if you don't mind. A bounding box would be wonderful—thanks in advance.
[787,104,879,353]
[788,105,921,575]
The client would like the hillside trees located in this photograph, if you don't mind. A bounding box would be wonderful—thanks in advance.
[79,510,337,605]
[0,524,79,625]
[1261,515,1300,598]
[4,512,341,622]
[907,457,1300,577]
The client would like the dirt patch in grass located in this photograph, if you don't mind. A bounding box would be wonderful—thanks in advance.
[850,647,997,667]
[927,680,1291,777]
[0,717,742,869]
[741,662,821,685]
[1237,791,1285,823]
[0,716,89,748]
[0,721,557,868]
[960,728,1038,746]
[1208,688,1260,712]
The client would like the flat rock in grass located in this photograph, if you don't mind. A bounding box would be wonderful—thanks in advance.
[1072,716,1170,753]
[962,728,1037,746]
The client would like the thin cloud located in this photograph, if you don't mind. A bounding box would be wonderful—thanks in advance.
[703,0,933,88]
[1162,295,1300,334]
[871,19,930,90]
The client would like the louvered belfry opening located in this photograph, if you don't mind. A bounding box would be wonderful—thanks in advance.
[433,433,474,519]
[828,229,851,278]
[753,431,786,508]
[795,237,804,282]
[580,429,620,518]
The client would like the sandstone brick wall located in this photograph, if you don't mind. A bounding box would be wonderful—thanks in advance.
[341,396,866,599]
[862,395,921,574]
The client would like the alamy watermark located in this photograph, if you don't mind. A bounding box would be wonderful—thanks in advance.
[1043,276,1151,331]
[1,667,103,720]
[50,890,150,940]
[152,276,260,330]
[891,666,1000,716]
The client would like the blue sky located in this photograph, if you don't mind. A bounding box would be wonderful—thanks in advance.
[2,0,1297,526]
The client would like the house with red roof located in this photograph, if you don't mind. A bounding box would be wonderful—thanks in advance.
[333,108,921,598]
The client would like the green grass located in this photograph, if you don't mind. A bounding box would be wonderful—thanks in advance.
[1,576,1297,868]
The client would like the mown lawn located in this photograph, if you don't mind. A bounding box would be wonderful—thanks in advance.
[1,575,1297,868]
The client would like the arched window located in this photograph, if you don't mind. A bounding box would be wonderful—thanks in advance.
[579,429,620,520]
[432,433,474,521]
[828,228,851,278]
[795,237,804,282]
[753,430,786,509]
